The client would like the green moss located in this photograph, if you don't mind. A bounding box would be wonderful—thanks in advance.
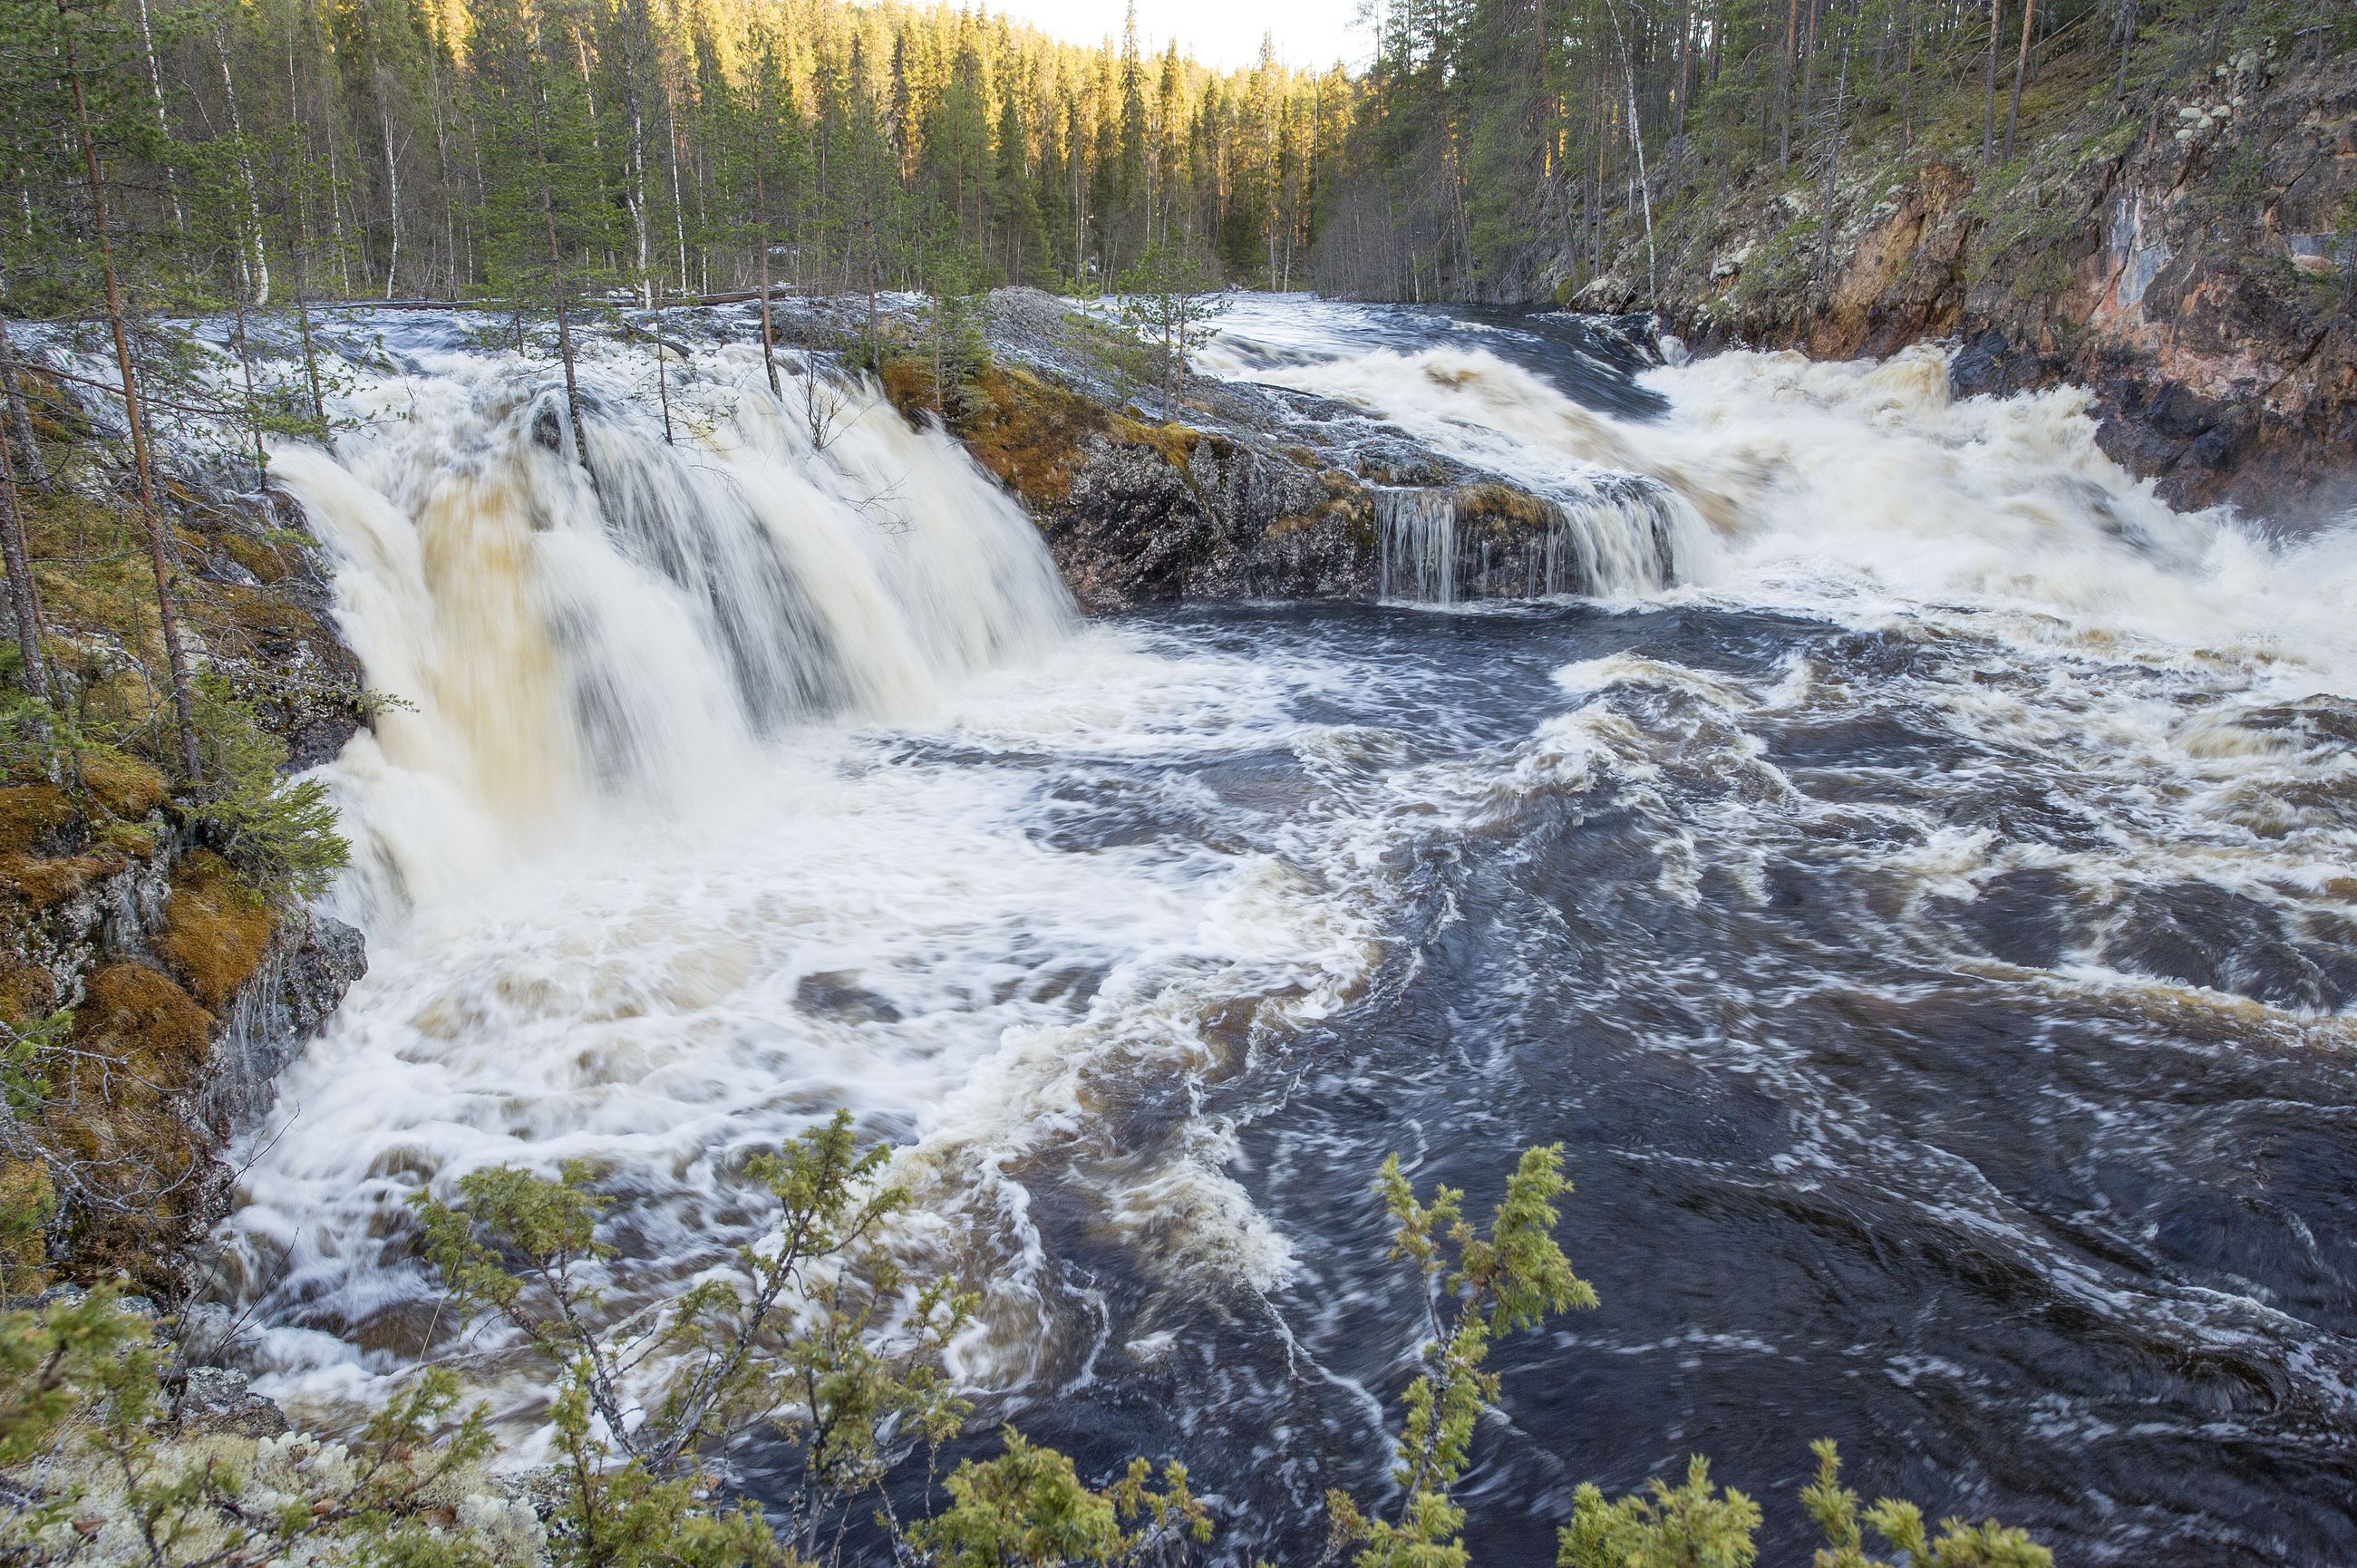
[74,746,168,821]
[219,530,296,585]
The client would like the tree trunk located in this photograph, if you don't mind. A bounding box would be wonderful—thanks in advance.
[2004,0,2038,160]
[231,285,266,488]
[215,24,271,306]
[0,321,49,489]
[132,0,187,236]
[0,416,51,710]
[1983,0,2003,163]
[382,102,403,299]
[756,162,781,397]
[664,78,691,294]
[1817,26,1852,289]
[540,171,592,475]
[62,8,202,783]
[2114,0,2137,105]
[1603,0,1657,299]
[1780,0,1799,171]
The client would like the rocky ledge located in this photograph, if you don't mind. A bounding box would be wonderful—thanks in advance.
[1,391,372,1296]
[881,288,1683,611]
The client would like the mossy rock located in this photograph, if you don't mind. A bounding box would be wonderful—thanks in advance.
[1453,483,1559,536]
[0,784,124,910]
[0,1157,55,1298]
[1111,417,1201,470]
[220,531,296,585]
[0,961,56,1031]
[47,961,216,1286]
[153,849,273,1011]
[937,365,1114,509]
[63,962,214,1087]
[0,785,80,858]
[0,849,126,910]
[76,747,168,821]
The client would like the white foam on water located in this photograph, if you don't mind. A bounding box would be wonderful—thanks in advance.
[219,330,1396,1424]
[1203,304,2357,699]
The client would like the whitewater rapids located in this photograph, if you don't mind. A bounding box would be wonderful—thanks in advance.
[211,300,2356,1564]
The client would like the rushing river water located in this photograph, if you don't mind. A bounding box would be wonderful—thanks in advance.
[216,299,2357,1565]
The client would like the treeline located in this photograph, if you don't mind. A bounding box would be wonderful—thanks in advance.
[1313,0,2352,300]
[0,0,1354,329]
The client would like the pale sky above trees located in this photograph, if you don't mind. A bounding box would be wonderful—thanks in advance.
[989,0,1368,71]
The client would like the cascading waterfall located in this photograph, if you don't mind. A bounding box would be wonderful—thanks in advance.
[218,324,1379,1431]
[1374,489,1458,604]
[1375,477,1686,605]
[268,346,1075,918]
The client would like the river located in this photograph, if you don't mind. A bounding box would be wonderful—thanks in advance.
[215,297,2357,1564]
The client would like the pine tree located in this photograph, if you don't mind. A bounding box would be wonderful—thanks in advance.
[470,0,612,472]
[50,0,204,780]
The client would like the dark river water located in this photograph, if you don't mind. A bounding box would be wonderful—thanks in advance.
[785,598,2357,1568]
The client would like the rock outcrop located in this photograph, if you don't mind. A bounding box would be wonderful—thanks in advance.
[885,289,1634,612]
[0,371,372,1294]
[0,789,366,1289]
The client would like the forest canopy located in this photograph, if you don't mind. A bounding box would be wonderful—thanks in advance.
[1,0,2343,324]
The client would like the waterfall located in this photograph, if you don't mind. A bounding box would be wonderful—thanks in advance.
[220,328,1374,1423]
[1376,476,1686,605]
[1376,489,1458,603]
[271,343,1074,922]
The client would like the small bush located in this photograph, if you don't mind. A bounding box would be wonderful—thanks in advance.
[182,676,347,904]
[2,1133,2061,1568]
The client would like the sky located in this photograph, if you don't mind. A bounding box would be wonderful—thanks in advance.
[985,0,1372,73]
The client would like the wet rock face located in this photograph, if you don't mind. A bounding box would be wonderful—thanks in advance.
[1043,427,1374,611]
[914,291,1604,612]
[4,813,367,1286]
[196,913,367,1141]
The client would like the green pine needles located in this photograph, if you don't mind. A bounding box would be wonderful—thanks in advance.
[1325,1144,1598,1568]
[0,1130,2056,1567]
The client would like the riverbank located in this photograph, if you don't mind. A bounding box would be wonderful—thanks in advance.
[1568,29,2354,519]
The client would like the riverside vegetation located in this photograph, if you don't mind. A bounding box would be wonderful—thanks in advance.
[2,1128,2054,1567]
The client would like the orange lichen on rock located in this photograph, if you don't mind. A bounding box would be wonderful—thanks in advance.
[154,849,273,1011]
[1452,483,1558,535]
[1111,417,1201,471]
[939,365,1113,508]
[0,783,126,909]
[0,785,80,859]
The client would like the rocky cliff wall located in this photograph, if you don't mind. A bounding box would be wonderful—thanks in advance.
[1600,44,2354,519]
